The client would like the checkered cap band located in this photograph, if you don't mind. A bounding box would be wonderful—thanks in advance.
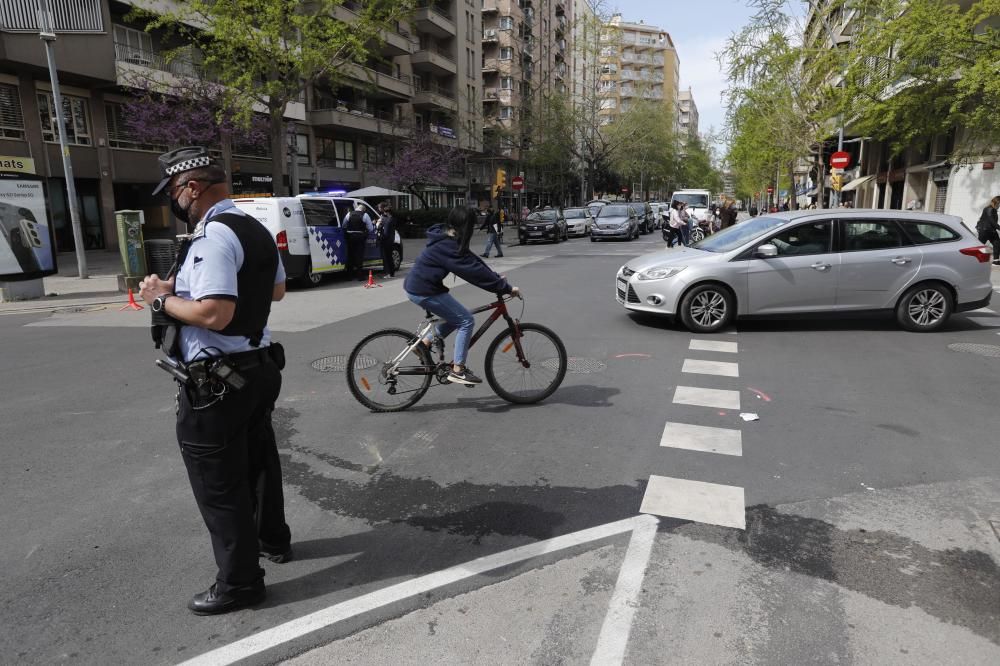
[165,157,213,175]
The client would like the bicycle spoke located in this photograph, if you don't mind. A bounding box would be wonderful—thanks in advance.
[347,329,433,412]
[486,324,567,404]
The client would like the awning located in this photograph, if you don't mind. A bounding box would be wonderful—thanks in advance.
[344,186,410,198]
[841,175,875,192]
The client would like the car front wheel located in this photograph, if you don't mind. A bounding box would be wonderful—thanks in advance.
[679,283,734,333]
[896,282,953,332]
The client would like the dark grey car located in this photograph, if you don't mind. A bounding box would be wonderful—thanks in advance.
[591,204,640,242]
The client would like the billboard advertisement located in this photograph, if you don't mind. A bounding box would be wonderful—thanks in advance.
[0,173,57,281]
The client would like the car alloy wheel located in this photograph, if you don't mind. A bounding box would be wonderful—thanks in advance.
[897,283,952,331]
[680,284,733,333]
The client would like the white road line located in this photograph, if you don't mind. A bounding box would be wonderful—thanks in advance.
[640,475,746,530]
[967,317,1000,327]
[689,339,738,353]
[177,516,647,666]
[682,358,740,378]
[660,422,742,456]
[590,515,660,665]
[970,308,996,314]
[673,386,741,410]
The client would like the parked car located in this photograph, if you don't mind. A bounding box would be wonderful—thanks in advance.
[586,200,609,217]
[563,207,594,237]
[616,210,992,333]
[518,209,568,244]
[231,196,401,287]
[591,204,640,241]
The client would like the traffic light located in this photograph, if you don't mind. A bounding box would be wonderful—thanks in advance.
[494,168,507,199]
[831,173,843,191]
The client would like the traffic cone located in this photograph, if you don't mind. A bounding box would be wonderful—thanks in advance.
[363,269,382,289]
[120,288,144,311]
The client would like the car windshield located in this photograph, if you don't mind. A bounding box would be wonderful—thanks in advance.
[564,209,587,218]
[600,205,629,217]
[527,211,556,221]
[673,193,709,208]
[693,216,787,253]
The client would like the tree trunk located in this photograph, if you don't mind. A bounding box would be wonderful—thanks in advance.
[788,161,796,210]
[408,185,430,209]
[270,105,286,196]
[221,132,233,193]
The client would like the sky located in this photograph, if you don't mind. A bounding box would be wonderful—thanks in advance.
[601,0,760,144]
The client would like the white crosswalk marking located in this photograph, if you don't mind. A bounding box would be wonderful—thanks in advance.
[968,317,1000,327]
[660,422,742,456]
[689,339,738,353]
[640,475,746,529]
[682,358,740,377]
[673,385,741,410]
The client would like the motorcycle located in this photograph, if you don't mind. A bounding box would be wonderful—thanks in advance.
[689,216,714,243]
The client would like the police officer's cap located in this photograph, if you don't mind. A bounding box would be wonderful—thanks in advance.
[152,146,220,196]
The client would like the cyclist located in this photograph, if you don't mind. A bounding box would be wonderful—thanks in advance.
[404,207,521,385]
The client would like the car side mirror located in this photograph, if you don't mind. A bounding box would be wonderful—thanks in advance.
[755,243,778,258]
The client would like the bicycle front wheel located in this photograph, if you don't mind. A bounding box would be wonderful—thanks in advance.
[346,328,433,412]
[485,323,567,404]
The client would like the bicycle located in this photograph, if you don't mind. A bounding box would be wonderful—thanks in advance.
[346,295,567,412]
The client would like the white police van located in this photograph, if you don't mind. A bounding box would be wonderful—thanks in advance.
[231,195,402,287]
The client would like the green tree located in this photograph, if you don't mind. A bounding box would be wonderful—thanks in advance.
[141,0,414,195]
[524,93,581,205]
[605,100,680,200]
[837,0,1000,159]
[678,134,723,194]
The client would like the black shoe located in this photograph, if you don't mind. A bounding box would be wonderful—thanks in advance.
[260,546,293,563]
[188,582,265,616]
[496,253,504,257]
[447,366,482,385]
[480,253,490,257]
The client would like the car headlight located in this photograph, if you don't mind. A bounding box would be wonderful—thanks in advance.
[636,265,686,281]
[545,223,554,229]
[618,221,630,229]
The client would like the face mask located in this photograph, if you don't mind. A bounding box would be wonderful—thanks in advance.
[170,191,193,226]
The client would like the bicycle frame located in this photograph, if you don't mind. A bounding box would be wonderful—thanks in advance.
[388,296,527,377]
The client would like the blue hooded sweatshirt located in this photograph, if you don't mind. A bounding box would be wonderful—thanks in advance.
[404,224,513,297]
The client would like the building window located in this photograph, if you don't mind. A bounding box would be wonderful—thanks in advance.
[318,138,355,169]
[500,106,514,119]
[362,143,393,168]
[499,16,514,30]
[294,133,310,165]
[0,84,26,140]
[501,76,513,90]
[37,92,92,145]
[113,24,153,60]
[500,47,513,60]
[105,102,166,152]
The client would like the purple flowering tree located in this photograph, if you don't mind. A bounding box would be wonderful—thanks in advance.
[375,132,465,209]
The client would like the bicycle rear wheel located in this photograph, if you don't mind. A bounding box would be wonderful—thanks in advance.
[346,328,433,412]
[484,322,567,404]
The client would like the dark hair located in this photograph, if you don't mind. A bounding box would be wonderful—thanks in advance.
[446,206,477,254]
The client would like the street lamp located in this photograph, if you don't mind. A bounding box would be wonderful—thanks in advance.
[37,0,88,278]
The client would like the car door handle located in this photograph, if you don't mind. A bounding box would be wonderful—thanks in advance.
[890,256,912,265]
[810,262,831,271]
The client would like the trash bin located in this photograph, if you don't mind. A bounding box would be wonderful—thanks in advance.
[144,239,177,278]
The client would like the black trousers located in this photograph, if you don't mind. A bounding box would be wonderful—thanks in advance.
[346,233,367,279]
[380,241,395,276]
[176,359,289,592]
[979,229,1000,260]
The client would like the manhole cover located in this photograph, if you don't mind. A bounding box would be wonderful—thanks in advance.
[947,343,1000,358]
[547,357,607,374]
[311,355,381,372]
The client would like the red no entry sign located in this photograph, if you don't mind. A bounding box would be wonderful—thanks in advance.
[512,176,524,190]
[766,186,774,194]
[830,151,851,169]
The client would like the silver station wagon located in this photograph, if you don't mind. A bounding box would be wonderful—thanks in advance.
[616,210,993,333]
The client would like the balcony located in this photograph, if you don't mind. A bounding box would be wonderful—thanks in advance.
[341,62,414,100]
[333,4,413,56]
[482,28,499,43]
[483,87,513,103]
[412,82,458,112]
[309,102,410,137]
[482,2,500,13]
[411,46,458,76]
[413,2,456,39]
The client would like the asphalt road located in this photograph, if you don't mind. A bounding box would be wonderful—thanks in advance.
[2,229,999,664]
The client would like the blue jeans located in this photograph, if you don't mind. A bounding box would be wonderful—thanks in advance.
[407,292,475,366]
[679,222,691,246]
[483,232,503,256]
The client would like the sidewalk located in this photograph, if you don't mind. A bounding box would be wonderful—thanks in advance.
[0,250,126,314]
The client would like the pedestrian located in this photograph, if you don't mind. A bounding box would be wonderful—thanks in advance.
[139,146,291,616]
[678,202,692,246]
[976,195,1000,265]
[719,200,737,229]
[480,206,504,258]
[667,201,684,247]
[521,204,530,222]
[345,202,372,281]
[749,203,759,217]
[376,202,397,278]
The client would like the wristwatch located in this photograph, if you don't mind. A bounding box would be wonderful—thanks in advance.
[151,294,173,313]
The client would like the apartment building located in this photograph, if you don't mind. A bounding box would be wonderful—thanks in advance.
[803,1,998,226]
[677,88,698,139]
[0,0,481,252]
[597,14,679,126]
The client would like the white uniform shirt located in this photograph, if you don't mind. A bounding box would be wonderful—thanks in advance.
[173,199,286,363]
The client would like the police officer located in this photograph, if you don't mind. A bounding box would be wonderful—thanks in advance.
[345,202,373,280]
[376,202,397,278]
[139,147,292,615]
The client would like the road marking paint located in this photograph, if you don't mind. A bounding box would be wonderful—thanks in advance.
[971,307,996,314]
[640,475,746,530]
[968,317,1000,327]
[673,386,741,410]
[590,515,659,665]
[747,387,772,402]
[614,353,651,359]
[659,421,742,456]
[689,339,738,354]
[682,358,740,377]
[177,516,648,666]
